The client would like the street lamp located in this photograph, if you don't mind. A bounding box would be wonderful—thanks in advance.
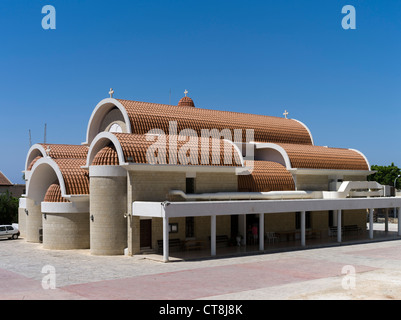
[394,175,401,193]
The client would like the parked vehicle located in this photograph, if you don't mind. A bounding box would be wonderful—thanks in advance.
[0,225,20,240]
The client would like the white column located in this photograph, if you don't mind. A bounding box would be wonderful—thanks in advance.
[301,211,306,247]
[259,213,264,251]
[163,216,169,262]
[211,215,216,256]
[398,208,401,236]
[337,210,342,243]
[369,208,374,239]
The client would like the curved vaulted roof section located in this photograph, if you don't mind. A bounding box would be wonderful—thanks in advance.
[238,161,295,192]
[53,158,89,195]
[44,183,70,203]
[87,132,244,167]
[27,157,89,203]
[86,132,126,166]
[278,143,369,171]
[92,145,120,166]
[25,143,88,172]
[84,98,314,146]
[85,98,132,145]
[119,99,313,145]
[255,143,370,171]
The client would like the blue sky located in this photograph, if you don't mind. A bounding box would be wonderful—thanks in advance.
[0,0,400,184]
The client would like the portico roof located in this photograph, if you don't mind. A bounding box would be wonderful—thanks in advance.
[133,196,401,262]
[133,197,401,219]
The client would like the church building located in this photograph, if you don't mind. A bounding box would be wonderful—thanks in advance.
[19,90,401,261]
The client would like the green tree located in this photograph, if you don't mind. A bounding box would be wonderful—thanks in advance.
[368,163,401,189]
[0,191,19,225]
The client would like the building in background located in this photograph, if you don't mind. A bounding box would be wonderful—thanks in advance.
[0,171,25,198]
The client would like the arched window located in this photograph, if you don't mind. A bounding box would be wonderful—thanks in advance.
[109,123,123,133]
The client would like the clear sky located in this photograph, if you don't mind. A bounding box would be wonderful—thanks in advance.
[0,0,400,184]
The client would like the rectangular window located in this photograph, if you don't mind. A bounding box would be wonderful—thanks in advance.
[169,223,178,233]
[186,178,195,194]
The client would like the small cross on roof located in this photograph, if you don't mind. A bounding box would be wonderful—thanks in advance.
[184,89,188,97]
[283,110,289,119]
[109,88,114,98]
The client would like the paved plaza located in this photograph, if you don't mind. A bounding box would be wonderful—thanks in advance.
[2,225,401,300]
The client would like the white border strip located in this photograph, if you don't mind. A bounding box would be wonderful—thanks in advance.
[349,148,371,171]
[85,132,127,167]
[292,119,314,146]
[84,98,132,145]
[41,201,89,214]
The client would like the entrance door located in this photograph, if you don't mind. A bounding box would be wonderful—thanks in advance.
[140,219,152,248]
[246,214,259,244]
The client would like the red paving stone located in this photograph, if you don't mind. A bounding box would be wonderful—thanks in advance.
[61,258,376,300]
[0,268,83,300]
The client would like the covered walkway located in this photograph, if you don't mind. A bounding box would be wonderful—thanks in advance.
[140,223,401,262]
[133,197,401,262]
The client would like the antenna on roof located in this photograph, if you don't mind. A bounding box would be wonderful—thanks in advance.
[44,123,47,144]
[28,129,32,147]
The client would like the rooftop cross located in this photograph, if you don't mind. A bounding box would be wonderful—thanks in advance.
[283,110,289,119]
[184,89,188,97]
[109,88,114,98]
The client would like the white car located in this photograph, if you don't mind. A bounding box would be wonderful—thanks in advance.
[0,225,20,240]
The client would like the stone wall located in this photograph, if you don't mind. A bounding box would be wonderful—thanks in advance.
[42,212,90,250]
[25,198,42,243]
[90,175,127,255]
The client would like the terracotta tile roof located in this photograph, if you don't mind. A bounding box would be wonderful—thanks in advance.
[93,145,119,166]
[27,144,88,171]
[238,161,295,192]
[53,159,89,195]
[0,171,12,186]
[117,99,313,145]
[43,183,70,203]
[39,144,88,159]
[277,143,369,171]
[27,156,42,171]
[178,96,195,107]
[92,133,243,167]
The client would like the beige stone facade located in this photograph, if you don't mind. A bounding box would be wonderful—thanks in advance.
[42,212,90,250]
[18,207,27,238]
[25,199,42,243]
[90,175,127,255]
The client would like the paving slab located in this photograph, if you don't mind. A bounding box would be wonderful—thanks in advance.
[1,236,401,300]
